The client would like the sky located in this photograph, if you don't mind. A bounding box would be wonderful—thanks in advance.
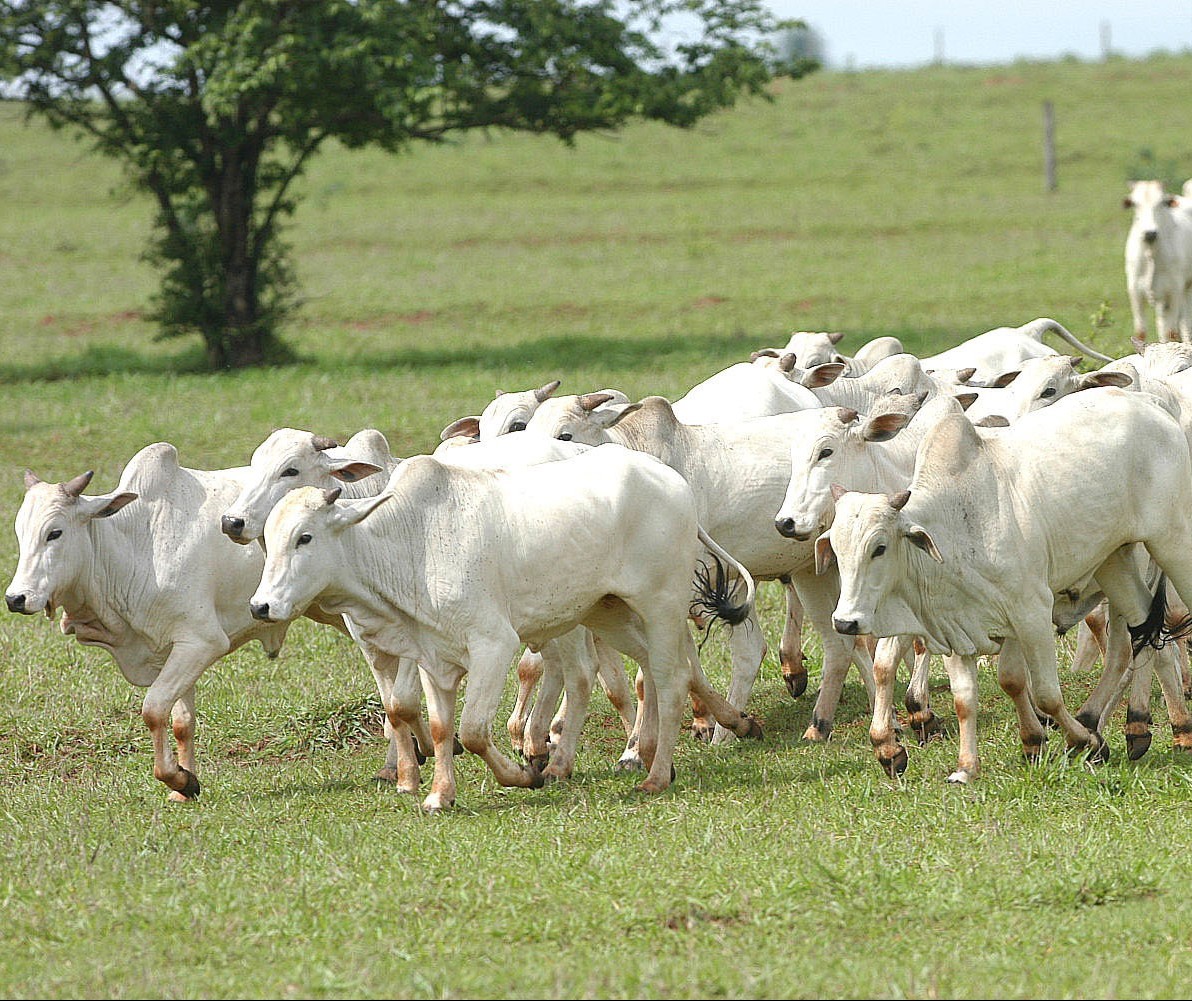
[764,1,1192,69]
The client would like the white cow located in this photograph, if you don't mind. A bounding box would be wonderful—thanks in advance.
[956,355,1132,425]
[5,445,291,801]
[919,317,1114,386]
[249,444,760,812]
[439,380,630,443]
[1123,179,1192,342]
[818,389,1192,783]
[525,392,877,743]
[775,330,905,376]
[671,361,822,423]
[778,352,948,411]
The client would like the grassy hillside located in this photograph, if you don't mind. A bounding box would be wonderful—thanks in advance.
[4,54,1192,999]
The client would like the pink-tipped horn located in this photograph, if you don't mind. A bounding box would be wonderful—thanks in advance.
[579,392,615,412]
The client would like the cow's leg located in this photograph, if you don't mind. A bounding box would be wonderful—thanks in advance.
[540,633,598,783]
[419,667,462,813]
[996,638,1048,764]
[687,629,763,742]
[170,686,197,779]
[905,638,942,743]
[141,635,229,801]
[1017,618,1106,763]
[1127,282,1148,341]
[507,648,544,756]
[941,653,982,784]
[793,568,871,741]
[869,636,908,777]
[455,639,547,795]
[592,634,636,739]
[1075,607,1133,735]
[1070,602,1108,672]
[711,604,767,744]
[777,576,807,699]
[614,668,648,772]
[364,650,423,793]
[635,620,693,794]
[1151,642,1192,753]
[522,644,565,768]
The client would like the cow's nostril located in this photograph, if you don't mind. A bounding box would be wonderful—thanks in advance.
[5,593,27,613]
[221,514,246,537]
[250,601,270,621]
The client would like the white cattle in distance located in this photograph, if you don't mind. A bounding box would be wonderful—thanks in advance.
[1123,179,1192,342]
[438,380,631,443]
[777,351,949,411]
[671,361,822,423]
[776,330,907,376]
[919,317,1114,387]
[525,392,878,744]
[5,444,292,802]
[249,444,760,812]
[818,389,1192,784]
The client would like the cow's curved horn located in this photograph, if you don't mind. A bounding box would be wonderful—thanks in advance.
[323,487,342,505]
[579,392,615,412]
[889,489,911,510]
[534,379,562,403]
[779,352,797,372]
[23,469,41,491]
[61,471,94,498]
[836,407,859,425]
[311,435,339,451]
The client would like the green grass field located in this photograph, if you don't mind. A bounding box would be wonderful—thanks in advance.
[5,53,1192,999]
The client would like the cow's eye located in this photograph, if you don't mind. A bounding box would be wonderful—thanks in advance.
[509,421,527,432]
[871,543,886,559]
[558,433,573,442]
[297,533,312,546]
[46,528,62,542]
[1040,387,1056,398]
[281,467,300,477]
[818,447,833,461]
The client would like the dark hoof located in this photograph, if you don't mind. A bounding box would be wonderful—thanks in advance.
[615,757,644,772]
[1127,732,1152,761]
[1072,732,1110,765]
[690,721,714,743]
[912,712,942,746]
[1075,709,1099,732]
[783,670,808,700]
[742,715,764,740]
[878,745,908,778]
[528,768,546,790]
[527,752,550,773]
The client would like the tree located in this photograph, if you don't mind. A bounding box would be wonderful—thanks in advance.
[0,1,800,370]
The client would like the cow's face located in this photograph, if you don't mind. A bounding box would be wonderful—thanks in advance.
[1125,179,1177,244]
[221,430,381,544]
[775,407,914,542]
[818,489,941,638]
[5,471,136,615]
[782,330,846,369]
[523,394,628,445]
[250,486,389,623]
[478,379,561,439]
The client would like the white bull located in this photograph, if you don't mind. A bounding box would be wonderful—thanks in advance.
[249,445,759,812]
[1123,179,1192,342]
[818,389,1192,783]
[5,445,290,801]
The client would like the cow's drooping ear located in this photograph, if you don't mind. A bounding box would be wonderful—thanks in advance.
[334,491,392,527]
[328,460,384,483]
[813,533,836,575]
[953,391,979,411]
[955,367,977,385]
[440,416,481,442]
[80,491,138,520]
[1078,370,1133,392]
[1131,335,1148,355]
[861,411,911,442]
[829,482,849,502]
[990,369,1021,389]
[801,362,845,388]
[904,524,944,563]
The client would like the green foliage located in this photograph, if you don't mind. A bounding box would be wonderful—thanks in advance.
[0,0,787,369]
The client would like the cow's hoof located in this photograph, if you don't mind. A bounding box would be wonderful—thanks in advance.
[877,745,908,778]
[783,670,808,700]
[912,712,942,745]
[1127,732,1152,761]
[690,721,714,743]
[802,718,831,743]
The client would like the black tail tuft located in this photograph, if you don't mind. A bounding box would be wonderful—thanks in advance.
[1129,573,1177,657]
[690,553,752,649]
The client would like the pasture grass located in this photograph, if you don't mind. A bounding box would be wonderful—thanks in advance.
[4,53,1192,998]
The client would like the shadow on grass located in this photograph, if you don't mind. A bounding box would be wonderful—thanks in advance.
[0,328,942,384]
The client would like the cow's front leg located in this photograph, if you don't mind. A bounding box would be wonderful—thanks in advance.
[142,636,229,801]
[941,653,982,783]
[419,668,461,813]
[711,605,767,744]
[365,651,423,793]
[996,638,1048,763]
[869,636,906,777]
[456,640,545,795]
[778,577,807,699]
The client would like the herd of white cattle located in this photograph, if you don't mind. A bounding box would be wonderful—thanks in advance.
[8,181,1192,812]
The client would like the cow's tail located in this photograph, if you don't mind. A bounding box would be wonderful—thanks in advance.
[1023,316,1114,363]
[1128,573,1192,656]
[690,527,755,630]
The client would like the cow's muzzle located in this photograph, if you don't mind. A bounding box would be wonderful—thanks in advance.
[250,600,273,621]
[774,516,812,541]
[5,592,29,614]
[833,616,861,635]
[221,514,247,541]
